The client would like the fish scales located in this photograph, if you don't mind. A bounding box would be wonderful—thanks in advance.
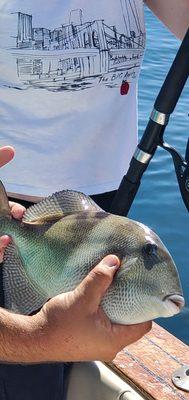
[0,182,185,323]
[42,212,128,293]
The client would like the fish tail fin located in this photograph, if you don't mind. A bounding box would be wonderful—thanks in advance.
[0,181,11,218]
[3,243,48,314]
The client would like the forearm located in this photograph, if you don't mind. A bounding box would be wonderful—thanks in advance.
[145,0,189,39]
[0,308,47,363]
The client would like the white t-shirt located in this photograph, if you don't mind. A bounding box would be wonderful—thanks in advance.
[0,0,145,196]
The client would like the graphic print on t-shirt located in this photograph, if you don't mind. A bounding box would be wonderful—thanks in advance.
[8,0,145,92]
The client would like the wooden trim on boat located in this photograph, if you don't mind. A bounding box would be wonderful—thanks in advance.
[108,322,189,400]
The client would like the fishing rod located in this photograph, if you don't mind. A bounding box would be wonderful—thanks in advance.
[111,27,189,216]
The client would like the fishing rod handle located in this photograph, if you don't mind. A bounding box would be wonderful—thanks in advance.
[111,175,140,216]
[110,156,147,216]
[110,120,166,216]
[154,27,189,114]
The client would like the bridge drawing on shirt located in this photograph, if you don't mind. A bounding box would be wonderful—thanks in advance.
[10,0,145,91]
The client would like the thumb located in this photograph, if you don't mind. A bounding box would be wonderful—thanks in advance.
[75,255,120,312]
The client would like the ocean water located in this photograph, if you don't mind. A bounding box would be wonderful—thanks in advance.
[129,8,189,344]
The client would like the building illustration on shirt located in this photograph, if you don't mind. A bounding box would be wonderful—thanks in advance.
[10,0,145,91]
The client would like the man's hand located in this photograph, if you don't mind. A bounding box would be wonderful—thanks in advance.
[0,255,151,363]
[33,255,151,363]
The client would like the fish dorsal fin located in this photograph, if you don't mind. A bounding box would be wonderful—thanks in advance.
[23,190,103,225]
[0,181,11,218]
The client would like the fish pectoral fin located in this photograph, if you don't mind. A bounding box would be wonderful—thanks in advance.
[124,257,138,269]
[3,243,48,315]
[23,190,103,224]
[118,257,138,278]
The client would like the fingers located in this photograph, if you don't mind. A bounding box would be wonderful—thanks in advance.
[74,255,120,312]
[0,196,25,263]
[0,146,24,221]
[0,146,15,168]
[0,235,11,263]
[9,202,26,219]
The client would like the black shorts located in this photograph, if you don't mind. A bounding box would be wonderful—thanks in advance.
[0,363,69,400]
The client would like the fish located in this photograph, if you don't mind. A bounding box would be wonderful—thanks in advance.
[0,181,185,324]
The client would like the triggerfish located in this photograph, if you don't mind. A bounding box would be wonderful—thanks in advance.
[0,181,185,323]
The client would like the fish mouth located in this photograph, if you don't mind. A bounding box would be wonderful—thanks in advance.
[163,294,185,315]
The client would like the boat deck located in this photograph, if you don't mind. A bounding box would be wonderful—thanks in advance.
[109,322,189,399]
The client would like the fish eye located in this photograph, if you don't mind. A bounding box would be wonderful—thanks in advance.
[143,243,158,256]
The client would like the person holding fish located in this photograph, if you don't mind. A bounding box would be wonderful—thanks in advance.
[0,1,188,400]
[0,147,153,393]
[0,145,185,400]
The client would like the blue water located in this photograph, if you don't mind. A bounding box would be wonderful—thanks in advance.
[129,8,189,344]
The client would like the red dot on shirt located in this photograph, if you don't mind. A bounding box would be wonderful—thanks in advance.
[120,81,130,95]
